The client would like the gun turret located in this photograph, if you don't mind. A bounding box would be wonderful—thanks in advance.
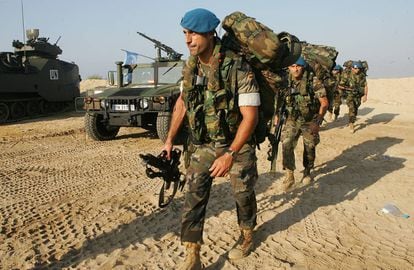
[13,29,62,58]
[137,31,182,62]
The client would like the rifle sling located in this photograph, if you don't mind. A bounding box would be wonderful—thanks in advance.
[159,180,179,208]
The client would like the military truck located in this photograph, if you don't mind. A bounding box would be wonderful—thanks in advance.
[81,32,185,142]
[0,29,80,123]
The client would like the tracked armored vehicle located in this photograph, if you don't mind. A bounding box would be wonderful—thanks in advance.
[81,32,186,142]
[0,29,80,123]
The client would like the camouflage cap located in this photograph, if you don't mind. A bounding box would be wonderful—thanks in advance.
[180,8,220,33]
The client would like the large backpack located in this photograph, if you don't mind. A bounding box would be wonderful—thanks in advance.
[221,12,299,143]
[301,43,338,81]
[343,60,369,75]
[221,11,338,143]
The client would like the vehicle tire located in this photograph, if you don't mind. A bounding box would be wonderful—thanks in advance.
[156,112,187,145]
[10,102,26,119]
[26,100,42,116]
[84,113,120,141]
[0,103,10,123]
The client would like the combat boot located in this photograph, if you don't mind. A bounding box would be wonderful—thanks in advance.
[281,169,295,191]
[228,229,253,260]
[333,114,338,121]
[302,168,314,185]
[349,123,355,133]
[178,242,203,270]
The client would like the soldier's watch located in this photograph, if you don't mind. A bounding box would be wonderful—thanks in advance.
[225,148,237,158]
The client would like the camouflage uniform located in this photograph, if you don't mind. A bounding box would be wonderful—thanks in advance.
[180,40,259,244]
[324,76,336,116]
[280,70,326,172]
[338,70,367,123]
[332,71,343,117]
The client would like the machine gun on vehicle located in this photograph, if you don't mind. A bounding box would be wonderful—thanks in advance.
[139,148,185,208]
[137,31,183,62]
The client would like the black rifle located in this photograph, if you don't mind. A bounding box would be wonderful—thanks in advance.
[139,148,185,208]
[267,93,287,173]
[137,31,183,61]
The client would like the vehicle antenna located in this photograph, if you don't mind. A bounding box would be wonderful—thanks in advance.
[20,0,27,69]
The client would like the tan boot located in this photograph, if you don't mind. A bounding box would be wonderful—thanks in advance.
[349,123,355,133]
[178,242,203,270]
[302,168,313,185]
[281,170,295,191]
[228,229,253,260]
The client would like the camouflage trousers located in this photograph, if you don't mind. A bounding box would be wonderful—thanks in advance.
[333,90,343,116]
[281,118,320,171]
[181,142,258,244]
[345,92,362,123]
[326,88,335,113]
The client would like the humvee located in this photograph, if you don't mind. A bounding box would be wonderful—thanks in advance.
[81,32,185,142]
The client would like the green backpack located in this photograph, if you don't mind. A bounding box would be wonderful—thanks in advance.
[343,60,369,75]
[301,43,338,81]
[221,11,338,144]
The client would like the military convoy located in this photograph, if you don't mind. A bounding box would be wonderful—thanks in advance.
[0,29,80,123]
[81,32,185,142]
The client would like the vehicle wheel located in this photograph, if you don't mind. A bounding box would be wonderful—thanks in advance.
[26,100,42,116]
[156,112,187,145]
[0,103,10,123]
[50,102,65,113]
[41,101,54,114]
[84,113,120,141]
[10,102,26,119]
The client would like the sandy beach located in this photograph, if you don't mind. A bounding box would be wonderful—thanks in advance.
[1,77,413,269]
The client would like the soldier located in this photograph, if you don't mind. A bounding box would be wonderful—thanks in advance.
[324,72,336,122]
[331,64,343,120]
[162,8,260,269]
[275,57,328,190]
[338,61,368,133]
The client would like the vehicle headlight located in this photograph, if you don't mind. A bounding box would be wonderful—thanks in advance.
[139,98,149,109]
[100,99,108,108]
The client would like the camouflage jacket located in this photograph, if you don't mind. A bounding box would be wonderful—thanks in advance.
[324,72,341,92]
[279,69,326,122]
[338,70,366,96]
[181,40,259,144]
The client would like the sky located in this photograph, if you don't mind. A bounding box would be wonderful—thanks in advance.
[1,0,413,79]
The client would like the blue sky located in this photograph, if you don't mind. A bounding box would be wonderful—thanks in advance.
[1,0,413,79]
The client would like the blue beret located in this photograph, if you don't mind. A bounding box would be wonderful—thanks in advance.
[294,56,307,67]
[180,8,220,33]
[352,61,363,69]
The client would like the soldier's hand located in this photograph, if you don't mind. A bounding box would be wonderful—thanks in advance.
[362,95,367,103]
[209,153,233,177]
[274,115,279,125]
[161,142,173,160]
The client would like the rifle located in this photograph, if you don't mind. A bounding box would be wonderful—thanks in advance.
[137,31,183,61]
[267,93,287,173]
[139,148,185,208]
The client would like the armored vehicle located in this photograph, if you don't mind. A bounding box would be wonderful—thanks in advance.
[82,32,185,142]
[0,29,80,123]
